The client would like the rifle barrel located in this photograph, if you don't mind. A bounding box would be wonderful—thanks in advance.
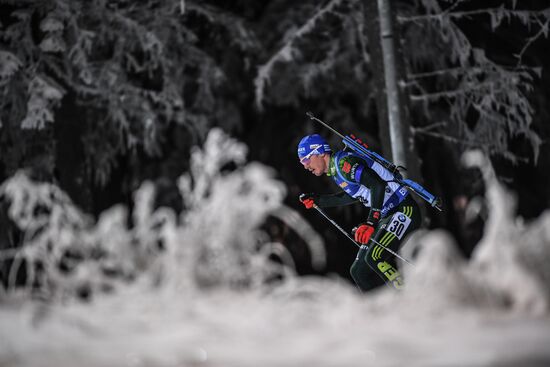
[306,112,346,140]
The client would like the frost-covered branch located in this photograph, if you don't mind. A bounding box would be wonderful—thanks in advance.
[398,7,550,29]
[400,1,545,163]
[400,5,550,67]
[407,65,541,81]
[515,16,550,66]
[0,130,325,299]
[0,0,262,185]
[254,0,350,109]
[410,80,507,102]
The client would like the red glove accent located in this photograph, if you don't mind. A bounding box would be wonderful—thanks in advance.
[354,224,375,244]
[301,198,315,209]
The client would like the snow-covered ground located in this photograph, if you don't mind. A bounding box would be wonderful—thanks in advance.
[1,131,549,367]
[2,279,550,367]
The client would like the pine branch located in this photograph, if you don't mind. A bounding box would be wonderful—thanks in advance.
[400,1,543,162]
[413,128,478,146]
[406,65,541,81]
[254,0,350,110]
[515,17,550,66]
[185,2,259,52]
[409,81,507,102]
[412,127,530,164]
[398,7,550,26]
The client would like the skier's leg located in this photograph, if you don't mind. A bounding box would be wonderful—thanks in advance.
[350,245,386,292]
[364,201,422,290]
[361,225,405,290]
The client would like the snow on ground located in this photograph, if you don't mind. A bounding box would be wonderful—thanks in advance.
[2,281,550,367]
[1,132,550,367]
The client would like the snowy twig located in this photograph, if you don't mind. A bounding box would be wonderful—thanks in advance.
[398,7,550,25]
[415,129,530,164]
[409,81,504,102]
[413,129,504,152]
[407,65,540,81]
[515,18,550,66]
[254,0,349,110]
[413,122,448,133]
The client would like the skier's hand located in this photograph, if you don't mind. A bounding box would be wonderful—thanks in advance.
[354,208,381,244]
[354,224,375,244]
[299,193,318,209]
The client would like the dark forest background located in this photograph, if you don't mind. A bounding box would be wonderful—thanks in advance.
[1,0,549,281]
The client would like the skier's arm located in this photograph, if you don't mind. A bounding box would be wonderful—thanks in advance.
[337,157,387,244]
[317,191,358,208]
[300,191,358,208]
[357,168,386,212]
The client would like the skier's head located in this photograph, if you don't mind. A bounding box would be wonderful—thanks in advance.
[297,134,332,176]
[297,134,331,161]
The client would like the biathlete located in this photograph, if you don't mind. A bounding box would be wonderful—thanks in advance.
[297,134,421,291]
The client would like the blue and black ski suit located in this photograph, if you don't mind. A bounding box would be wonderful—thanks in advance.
[316,150,422,291]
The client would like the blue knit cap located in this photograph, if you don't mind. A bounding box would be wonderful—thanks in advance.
[297,134,332,159]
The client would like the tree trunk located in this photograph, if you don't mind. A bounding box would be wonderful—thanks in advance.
[366,0,422,181]
[363,1,391,159]
[367,0,427,218]
[376,0,407,170]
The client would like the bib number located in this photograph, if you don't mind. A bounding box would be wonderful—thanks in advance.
[387,212,411,240]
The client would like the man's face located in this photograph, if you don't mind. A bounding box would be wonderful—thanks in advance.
[300,154,327,176]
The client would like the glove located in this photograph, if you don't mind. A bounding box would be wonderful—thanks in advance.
[299,193,318,209]
[354,224,375,244]
[354,208,381,244]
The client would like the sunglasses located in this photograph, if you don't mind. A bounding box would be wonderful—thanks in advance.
[299,148,320,165]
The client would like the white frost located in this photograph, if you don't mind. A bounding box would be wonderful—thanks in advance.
[1,139,549,366]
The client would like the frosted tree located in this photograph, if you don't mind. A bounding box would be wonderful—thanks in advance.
[253,0,365,156]
[400,0,548,164]
[254,0,549,164]
[0,0,259,187]
[0,128,325,299]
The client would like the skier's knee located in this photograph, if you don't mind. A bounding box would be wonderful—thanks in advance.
[364,247,378,269]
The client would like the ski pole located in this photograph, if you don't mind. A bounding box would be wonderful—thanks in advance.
[354,229,415,266]
[312,203,359,248]
[303,197,414,266]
